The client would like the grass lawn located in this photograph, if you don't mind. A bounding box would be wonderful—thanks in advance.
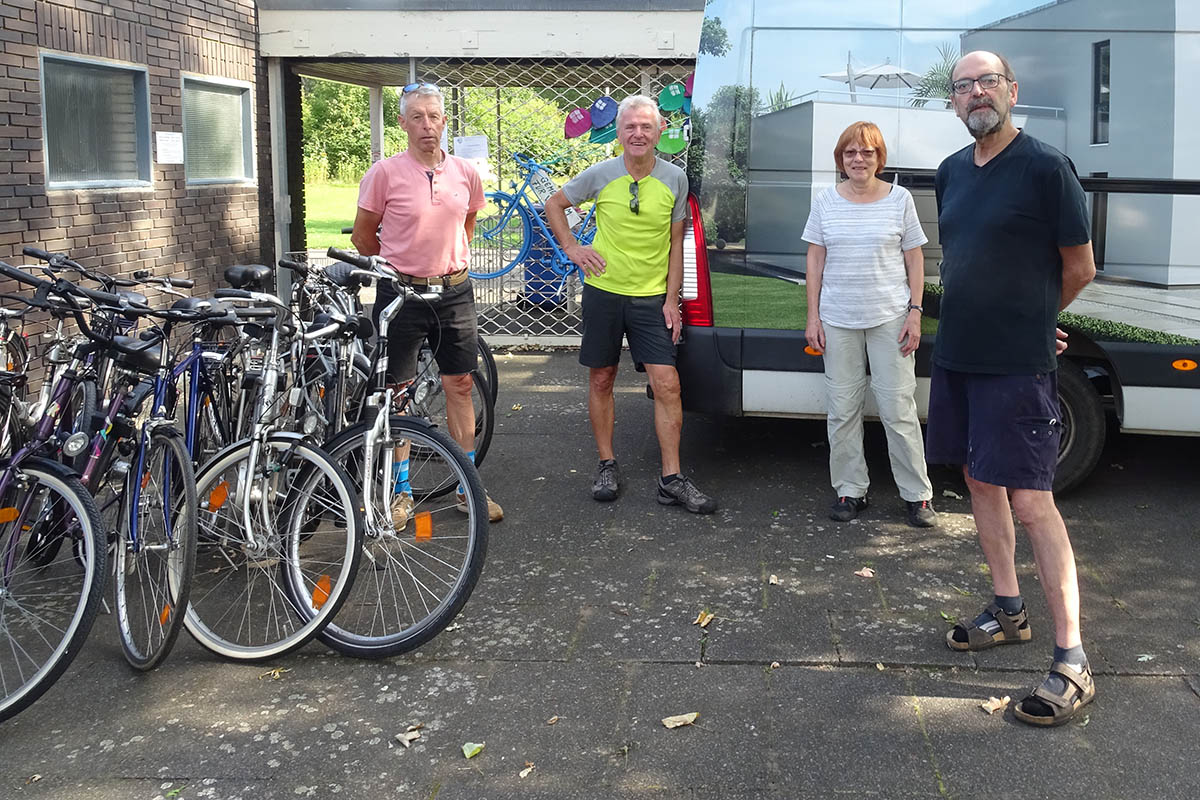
[711,272,939,334]
[305,182,359,250]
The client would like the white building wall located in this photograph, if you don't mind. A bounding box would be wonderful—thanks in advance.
[258,10,702,59]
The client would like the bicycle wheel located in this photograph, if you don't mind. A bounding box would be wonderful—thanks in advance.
[407,368,495,468]
[468,191,532,279]
[0,333,29,457]
[185,436,363,662]
[115,427,197,670]
[62,378,97,473]
[0,457,106,723]
[318,416,487,658]
[475,334,498,407]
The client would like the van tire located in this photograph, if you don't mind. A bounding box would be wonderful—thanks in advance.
[1053,359,1105,494]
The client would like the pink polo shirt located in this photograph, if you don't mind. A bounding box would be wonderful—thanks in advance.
[356,149,486,278]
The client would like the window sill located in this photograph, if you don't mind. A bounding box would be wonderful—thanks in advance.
[47,181,155,192]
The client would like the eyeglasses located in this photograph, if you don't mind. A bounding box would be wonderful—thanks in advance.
[629,180,639,215]
[843,148,877,160]
[402,82,439,94]
[950,73,1008,95]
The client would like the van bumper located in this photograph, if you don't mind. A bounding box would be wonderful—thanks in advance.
[676,326,743,416]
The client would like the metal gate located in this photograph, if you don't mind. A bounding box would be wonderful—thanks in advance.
[414,57,694,344]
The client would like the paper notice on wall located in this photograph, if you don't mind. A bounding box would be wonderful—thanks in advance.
[454,135,494,180]
[156,131,184,164]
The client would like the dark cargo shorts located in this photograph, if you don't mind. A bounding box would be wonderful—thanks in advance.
[373,279,478,382]
[579,284,675,369]
[925,364,1061,491]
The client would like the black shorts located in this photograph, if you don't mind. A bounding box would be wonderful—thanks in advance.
[372,280,478,382]
[925,364,1061,491]
[579,284,675,368]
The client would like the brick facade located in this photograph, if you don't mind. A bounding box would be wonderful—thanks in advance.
[0,0,271,302]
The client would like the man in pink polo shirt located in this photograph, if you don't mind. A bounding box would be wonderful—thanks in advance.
[351,83,503,523]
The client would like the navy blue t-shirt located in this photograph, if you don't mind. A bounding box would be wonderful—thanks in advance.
[934,131,1090,375]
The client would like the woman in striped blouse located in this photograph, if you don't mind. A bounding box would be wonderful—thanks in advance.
[801,121,936,528]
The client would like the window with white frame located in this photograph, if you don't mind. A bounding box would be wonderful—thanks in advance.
[42,55,151,187]
[183,77,254,183]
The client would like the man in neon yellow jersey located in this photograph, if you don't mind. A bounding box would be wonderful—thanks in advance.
[545,95,716,514]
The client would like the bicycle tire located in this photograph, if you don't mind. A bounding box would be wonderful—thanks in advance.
[0,457,106,723]
[475,334,499,407]
[0,333,29,457]
[116,427,197,670]
[63,378,97,473]
[185,435,363,662]
[468,191,532,279]
[318,416,487,658]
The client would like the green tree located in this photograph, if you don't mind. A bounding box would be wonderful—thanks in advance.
[910,42,959,108]
[687,84,761,244]
[699,0,731,58]
[302,78,405,183]
[764,81,800,113]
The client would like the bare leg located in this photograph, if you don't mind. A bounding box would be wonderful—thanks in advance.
[589,365,618,461]
[643,364,682,477]
[440,372,476,455]
[964,469,1021,597]
[1011,489,1082,649]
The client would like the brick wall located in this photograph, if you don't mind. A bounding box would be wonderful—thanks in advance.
[0,0,271,304]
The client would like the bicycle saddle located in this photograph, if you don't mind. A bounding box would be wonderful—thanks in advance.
[111,335,162,374]
[224,264,274,291]
[323,262,366,290]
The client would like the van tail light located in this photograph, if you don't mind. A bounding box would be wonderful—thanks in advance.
[681,193,714,327]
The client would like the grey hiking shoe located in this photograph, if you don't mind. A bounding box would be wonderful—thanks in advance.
[830,495,868,522]
[657,475,718,514]
[592,459,620,501]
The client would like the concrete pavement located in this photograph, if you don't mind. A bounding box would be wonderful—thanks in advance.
[2,351,1198,799]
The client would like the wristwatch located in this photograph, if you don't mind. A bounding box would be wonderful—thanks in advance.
[907,303,923,314]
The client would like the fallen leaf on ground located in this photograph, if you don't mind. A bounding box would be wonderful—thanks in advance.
[942,489,964,500]
[854,567,875,578]
[769,661,781,670]
[695,661,704,668]
[693,611,715,628]
[546,716,559,725]
[876,663,886,671]
[258,667,291,680]
[768,574,779,585]
[26,775,41,784]
[1136,653,1155,662]
[395,727,422,748]
[980,695,1010,715]
[1078,714,1091,727]
[519,762,536,779]
[662,712,700,729]
[510,403,523,411]
[940,611,957,622]
[444,623,462,632]
[462,741,485,759]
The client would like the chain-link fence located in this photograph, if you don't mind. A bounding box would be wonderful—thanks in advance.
[415,57,695,344]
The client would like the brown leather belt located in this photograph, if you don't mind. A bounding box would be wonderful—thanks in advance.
[402,268,469,288]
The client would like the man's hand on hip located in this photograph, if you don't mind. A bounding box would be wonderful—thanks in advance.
[1055,326,1069,355]
[663,299,682,345]
[567,244,606,277]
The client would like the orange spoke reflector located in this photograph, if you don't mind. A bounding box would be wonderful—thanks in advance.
[208,481,230,511]
[160,603,172,626]
[414,511,433,541]
[318,386,326,400]
[141,471,152,489]
[312,574,332,609]
[804,345,823,356]
[0,507,18,523]
[1172,359,1197,371]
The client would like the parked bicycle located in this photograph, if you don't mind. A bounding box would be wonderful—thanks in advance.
[468,152,597,295]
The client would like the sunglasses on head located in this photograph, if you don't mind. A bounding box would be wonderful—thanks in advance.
[402,82,439,94]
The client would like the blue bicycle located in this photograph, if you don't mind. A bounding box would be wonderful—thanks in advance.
[468,152,597,283]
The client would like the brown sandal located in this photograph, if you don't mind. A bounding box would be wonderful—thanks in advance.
[945,603,1032,651]
[1013,661,1096,727]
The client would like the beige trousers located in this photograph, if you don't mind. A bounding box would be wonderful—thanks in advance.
[822,314,933,503]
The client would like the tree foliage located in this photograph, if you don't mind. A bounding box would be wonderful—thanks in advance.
[687,84,761,243]
[302,78,405,183]
[910,43,959,109]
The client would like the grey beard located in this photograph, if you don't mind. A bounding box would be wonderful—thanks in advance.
[966,106,1005,138]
